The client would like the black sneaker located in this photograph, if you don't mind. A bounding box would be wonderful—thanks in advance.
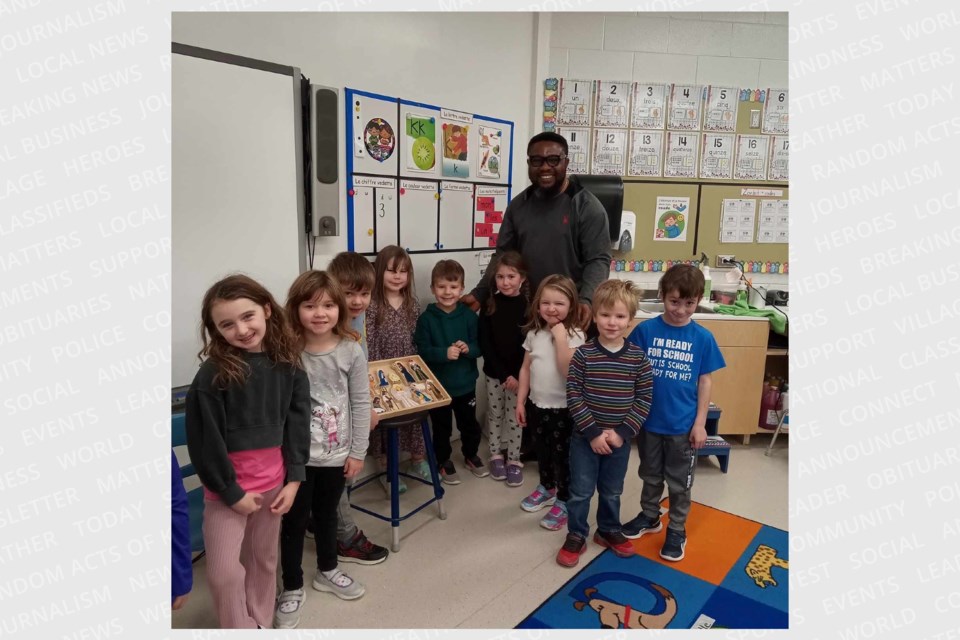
[621,513,663,539]
[464,455,489,478]
[556,533,587,567]
[440,460,461,485]
[337,530,389,565]
[660,530,686,562]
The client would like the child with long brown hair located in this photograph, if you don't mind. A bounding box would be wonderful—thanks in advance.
[185,274,310,629]
[515,275,585,531]
[478,251,529,486]
[274,271,371,628]
[365,246,429,492]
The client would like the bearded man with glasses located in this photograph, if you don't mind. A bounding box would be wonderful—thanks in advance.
[462,132,611,331]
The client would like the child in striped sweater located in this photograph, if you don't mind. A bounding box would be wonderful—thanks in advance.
[557,280,653,568]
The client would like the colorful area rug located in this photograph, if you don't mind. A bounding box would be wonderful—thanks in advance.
[517,501,789,629]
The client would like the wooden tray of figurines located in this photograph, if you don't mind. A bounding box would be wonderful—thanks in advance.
[368,356,451,420]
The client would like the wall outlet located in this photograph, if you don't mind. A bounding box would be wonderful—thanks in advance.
[717,254,736,267]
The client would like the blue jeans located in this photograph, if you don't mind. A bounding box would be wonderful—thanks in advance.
[566,431,633,539]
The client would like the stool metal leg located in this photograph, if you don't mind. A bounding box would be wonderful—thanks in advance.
[419,418,447,520]
[388,425,401,551]
[765,413,786,456]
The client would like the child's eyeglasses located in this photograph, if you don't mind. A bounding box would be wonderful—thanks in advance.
[527,154,566,168]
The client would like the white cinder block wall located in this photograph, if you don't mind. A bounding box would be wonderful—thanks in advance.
[547,11,789,291]
[548,11,788,88]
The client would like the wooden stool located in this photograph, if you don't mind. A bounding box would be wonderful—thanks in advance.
[347,412,446,551]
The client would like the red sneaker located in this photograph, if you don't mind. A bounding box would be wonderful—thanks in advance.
[593,530,636,558]
[556,533,587,567]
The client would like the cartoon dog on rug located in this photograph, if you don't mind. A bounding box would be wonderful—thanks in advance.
[573,583,677,629]
[745,544,789,588]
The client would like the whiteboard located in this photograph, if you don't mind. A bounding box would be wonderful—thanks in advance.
[172,49,305,387]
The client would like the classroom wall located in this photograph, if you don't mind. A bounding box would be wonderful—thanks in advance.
[546,11,790,293]
[172,11,539,295]
[547,11,788,89]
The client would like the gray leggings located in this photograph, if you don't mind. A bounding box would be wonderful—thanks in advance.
[336,486,358,543]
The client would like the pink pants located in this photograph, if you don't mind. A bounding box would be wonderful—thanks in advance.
[202,484,281,629]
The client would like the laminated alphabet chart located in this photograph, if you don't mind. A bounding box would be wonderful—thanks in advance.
[593,80,630,128]
[720,198,757,244]
[630,83,667,129]
[473,186,509,248]
[667,84,703,130]
[762,88,789,134]
[664,131,698,179]
[734,135,770,181]
[700,133,735,180]
[346,88,513,255]
[628,130,664,177]
[768,135,789,181]
[703,86,737,132]
[591,129,627,175]
[557,127,590,174]
[557,78,593,126]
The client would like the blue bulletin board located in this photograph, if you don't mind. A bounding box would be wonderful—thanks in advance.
[345,88,514,255]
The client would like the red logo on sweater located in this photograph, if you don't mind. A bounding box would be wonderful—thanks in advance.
[562,214,569,225]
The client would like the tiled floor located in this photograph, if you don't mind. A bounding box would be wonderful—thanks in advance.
[172,434,788,629]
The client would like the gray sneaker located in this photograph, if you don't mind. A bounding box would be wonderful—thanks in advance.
[273,588,305,629]
[440,460,461,485]
[312,568,365,600]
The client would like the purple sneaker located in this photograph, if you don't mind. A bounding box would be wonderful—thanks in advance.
[489,457,506,481]
[505,463,523,487]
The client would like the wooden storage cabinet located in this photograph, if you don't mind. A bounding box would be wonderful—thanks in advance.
[627,317,768,442]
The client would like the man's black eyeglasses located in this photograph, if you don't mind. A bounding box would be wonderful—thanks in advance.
[527,154,566,168]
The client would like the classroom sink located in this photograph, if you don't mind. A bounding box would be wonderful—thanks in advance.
[636,302,716,314]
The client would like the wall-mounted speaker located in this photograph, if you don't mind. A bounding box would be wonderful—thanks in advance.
[311,85,339,236]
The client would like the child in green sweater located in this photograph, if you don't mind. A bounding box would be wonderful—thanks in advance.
[414,260,487,485]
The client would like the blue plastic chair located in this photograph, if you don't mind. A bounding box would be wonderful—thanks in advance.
[172,412,206,562]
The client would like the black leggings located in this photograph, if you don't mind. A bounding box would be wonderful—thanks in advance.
[529,402,573,502]
[279,466,346,590]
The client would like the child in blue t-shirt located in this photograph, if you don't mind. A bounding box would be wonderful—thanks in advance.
[624,264,725,562]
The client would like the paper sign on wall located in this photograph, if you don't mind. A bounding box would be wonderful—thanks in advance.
[703,86,737,132]
[734,135,770,181]
[668,84,703,131]
[762,89,789,134]
[594,80,629,128]
[720,198,756,243]
[630,83,667,129]
[628,130,663,177]
[405,112,436,173]
[557,78,592,126]
[768,135,789,181]
[441,121,470,178]
[654,196,689,242]
[591,129,627,176]
[700,133,735,180]
[477,126,502,179]
[558,127,590,174]
[664,131,698,179]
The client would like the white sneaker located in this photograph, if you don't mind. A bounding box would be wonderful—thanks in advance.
[312,568,365,600]
[273,588,305,629]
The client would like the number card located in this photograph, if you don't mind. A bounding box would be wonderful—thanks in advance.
[768,135,789,181]
[557,127,591,175]
[703,86,737,132]
[594,80,629,128]
[557,78,593,126]
[762,89,788,134]
[664,131,698,179]
[628,130,664,177]
[630,83,667,129]
[700,133,735,180]
[591,129,627,176]
[668,84,703,131]
[734,135,770,181]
